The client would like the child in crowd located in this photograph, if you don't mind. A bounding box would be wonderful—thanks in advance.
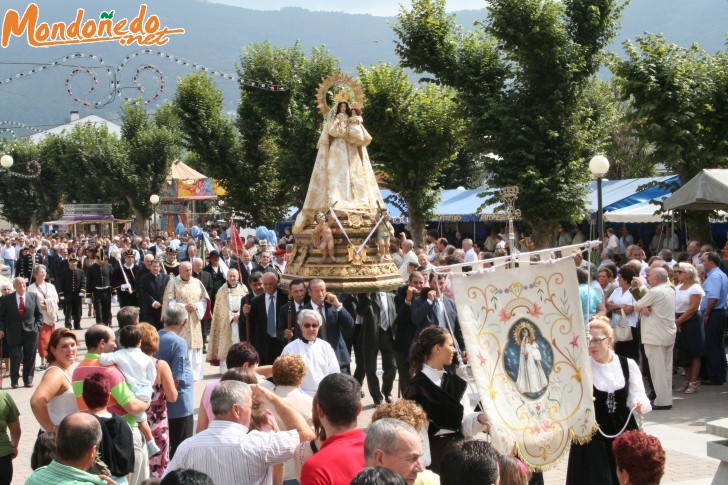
[100,325,160,456]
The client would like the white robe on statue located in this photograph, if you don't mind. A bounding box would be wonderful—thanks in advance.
[294,112,384,231]
[516,340,548,394]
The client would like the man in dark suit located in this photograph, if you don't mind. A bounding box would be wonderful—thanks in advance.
[57,253,86,330]
[15,244,42,285]
[237,250,255,292]
[48,244,69,284]
[393,271,426,394]
[411,272,465,354]
[278,278,308,342]
[139,259,170,330]
[0,277,43,388]
[220,247,238,271]
[111,250,140,309]
[203,250,226,312]
[249,272,287,365]
[86,248,114,326]
[351,291,397,405]
[253,250,276,275]
[303,278,355,373]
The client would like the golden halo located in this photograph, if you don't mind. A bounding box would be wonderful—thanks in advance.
[512,320,536,346]
[316,72,365,117]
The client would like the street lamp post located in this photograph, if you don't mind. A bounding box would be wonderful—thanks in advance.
[218,199,225,220]
[589,155,610,246]
[499,186,520,255]
[150,194,160,237]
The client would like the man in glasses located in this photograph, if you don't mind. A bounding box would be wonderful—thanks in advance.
[280,308,339,397]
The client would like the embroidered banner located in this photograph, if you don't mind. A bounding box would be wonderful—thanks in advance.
[451,257,596,471]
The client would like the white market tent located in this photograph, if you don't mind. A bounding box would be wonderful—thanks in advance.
[604,202,664,223]
[663,169,728,211]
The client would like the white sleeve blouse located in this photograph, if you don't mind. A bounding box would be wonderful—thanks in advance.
[590,355,652,413]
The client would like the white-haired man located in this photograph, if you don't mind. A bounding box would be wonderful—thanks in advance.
[399,239,419,282]
[281,309,339,396]
[162,261,209,380]
[165,380,314,484]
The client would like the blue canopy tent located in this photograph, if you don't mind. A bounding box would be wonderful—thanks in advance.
[277,177,681,242]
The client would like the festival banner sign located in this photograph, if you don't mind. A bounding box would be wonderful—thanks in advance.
[451,257,597,471]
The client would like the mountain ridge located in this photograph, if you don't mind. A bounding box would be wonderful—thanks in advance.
[0,0,725,132]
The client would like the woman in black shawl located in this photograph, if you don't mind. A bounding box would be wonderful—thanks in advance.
[403,327,489,473]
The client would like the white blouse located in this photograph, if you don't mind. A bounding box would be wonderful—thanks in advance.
[675,283,704,313]
[590,355,651,413]
[608,287,639,328]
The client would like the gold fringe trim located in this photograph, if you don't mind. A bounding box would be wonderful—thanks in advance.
[508,423,600,474]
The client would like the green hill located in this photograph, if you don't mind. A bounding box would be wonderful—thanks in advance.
[0,0,725,132]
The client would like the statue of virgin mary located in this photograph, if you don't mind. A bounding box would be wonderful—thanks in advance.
[293,93,384,231]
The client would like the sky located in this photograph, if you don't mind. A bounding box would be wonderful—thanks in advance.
[205,0,489,16]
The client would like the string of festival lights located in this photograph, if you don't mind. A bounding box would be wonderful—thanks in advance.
[0,49,296,109]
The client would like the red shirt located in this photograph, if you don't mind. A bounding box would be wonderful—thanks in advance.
[300,428,366,485]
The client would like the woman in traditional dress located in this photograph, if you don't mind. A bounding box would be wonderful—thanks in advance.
[403,326,489,473]
[138,323,178,478]
[566,318,651,485]
[294,101,385,230]
[27,265,59,370]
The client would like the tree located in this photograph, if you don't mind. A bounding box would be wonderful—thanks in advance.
[613,35,728,240]
[393,0,628,247]
[174,45,338,226]
[121,102,183,233]
[0,139,64,230]
[358,63,465,246]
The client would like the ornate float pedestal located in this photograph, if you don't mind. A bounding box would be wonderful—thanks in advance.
[282,211,402,294]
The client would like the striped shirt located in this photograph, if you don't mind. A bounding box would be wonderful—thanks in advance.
[72,353,138,426]
[26,459,107,484]
[164,419,299,485]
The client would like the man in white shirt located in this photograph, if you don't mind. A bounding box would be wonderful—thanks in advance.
[281,309,340,396]
[1,239,16,275]
[605,228,620,254]
[462,239,477,263]
[165,380,314,485]
[399,239,419,282]
[634,267,676,409]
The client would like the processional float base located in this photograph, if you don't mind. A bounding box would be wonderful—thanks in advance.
[280,217,402,294]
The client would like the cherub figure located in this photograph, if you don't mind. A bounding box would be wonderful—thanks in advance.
[375,210,395,262]
[312,212,336,262]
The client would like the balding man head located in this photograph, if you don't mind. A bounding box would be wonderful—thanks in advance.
[647,267,669,286]
[55,412,102,469]
[192,257,204,273]
[179,261,193,280]
[402,240,414,253]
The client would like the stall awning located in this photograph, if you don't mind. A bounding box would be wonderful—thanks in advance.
[663,169,728,211]
[587,176,678,212]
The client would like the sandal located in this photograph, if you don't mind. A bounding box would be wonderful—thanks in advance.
[684,381,700,394]
[675,381,690,392]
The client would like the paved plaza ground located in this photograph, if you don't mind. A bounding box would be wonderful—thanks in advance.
[4,309,726,484]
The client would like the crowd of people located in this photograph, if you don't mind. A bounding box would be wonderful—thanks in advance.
[1,223,722,484]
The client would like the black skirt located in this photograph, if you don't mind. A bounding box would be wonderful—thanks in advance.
[680,312,705,359]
